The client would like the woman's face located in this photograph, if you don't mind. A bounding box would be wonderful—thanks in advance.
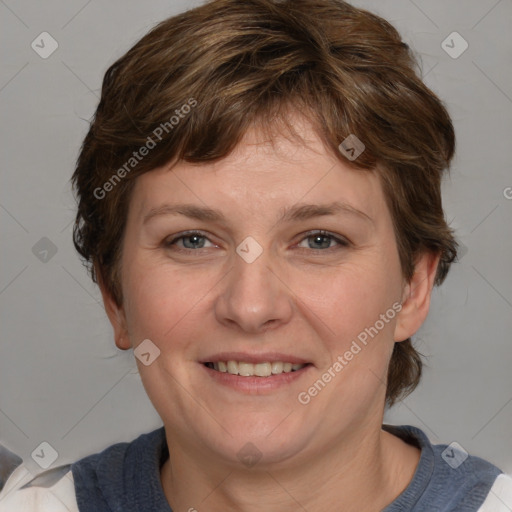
[107,115,416,468]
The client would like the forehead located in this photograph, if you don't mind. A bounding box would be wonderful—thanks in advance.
[129,113,385,226]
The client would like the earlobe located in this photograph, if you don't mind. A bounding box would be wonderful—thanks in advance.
[393,251,441,342]
[95,266,131,350]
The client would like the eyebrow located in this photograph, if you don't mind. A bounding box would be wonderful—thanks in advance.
[142,200,373,226]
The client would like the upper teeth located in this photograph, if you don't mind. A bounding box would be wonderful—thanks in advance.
[210,361,305,377]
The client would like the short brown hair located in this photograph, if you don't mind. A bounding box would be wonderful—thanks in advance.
[71,0,458,408]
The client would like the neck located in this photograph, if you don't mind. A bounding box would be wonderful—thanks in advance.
[160,423,420,512]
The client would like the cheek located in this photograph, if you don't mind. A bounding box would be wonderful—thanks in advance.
[122,261,210,343]
[318,265,399,327]
[298,254,401,356]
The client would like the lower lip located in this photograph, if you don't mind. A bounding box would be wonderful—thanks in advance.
[201,363,312,394]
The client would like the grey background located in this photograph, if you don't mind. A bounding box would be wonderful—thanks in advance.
[0,0,511,482]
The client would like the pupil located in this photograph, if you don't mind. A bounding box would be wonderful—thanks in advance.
[185,235,204,249]
[312,235,329,249]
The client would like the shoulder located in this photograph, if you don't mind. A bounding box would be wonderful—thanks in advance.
[0,428,167,512]
[0,463,78,512]
[425,430,509,510]
[477,473,512,511]
[383,424,511,511]
[0,436,134,512]
[0,437,135,512]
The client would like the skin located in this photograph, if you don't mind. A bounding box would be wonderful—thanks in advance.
[98,112,440,511]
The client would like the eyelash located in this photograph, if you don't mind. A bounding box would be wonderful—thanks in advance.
[163,230,350,254]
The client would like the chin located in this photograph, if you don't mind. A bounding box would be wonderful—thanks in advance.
[208,414,313,467]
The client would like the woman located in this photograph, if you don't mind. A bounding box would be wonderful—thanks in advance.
[1,0,511,510]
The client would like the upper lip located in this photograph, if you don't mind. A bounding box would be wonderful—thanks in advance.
[200,352,311,365]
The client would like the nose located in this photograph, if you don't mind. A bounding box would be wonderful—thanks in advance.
[214,246,294,334]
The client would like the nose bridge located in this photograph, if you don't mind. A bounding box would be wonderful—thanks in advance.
[215,240,292,332]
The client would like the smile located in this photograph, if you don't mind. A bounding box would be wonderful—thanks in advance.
[204,361,308,377]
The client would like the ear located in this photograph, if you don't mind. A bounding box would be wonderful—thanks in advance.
[393,251,441,343]
[96,266,131,350]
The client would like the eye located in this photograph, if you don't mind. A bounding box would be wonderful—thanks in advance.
[163,231,216,251]
[162,229,350,254]
[296,230,350,251]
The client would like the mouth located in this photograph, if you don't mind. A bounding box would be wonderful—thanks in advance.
[203,361,312,377]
